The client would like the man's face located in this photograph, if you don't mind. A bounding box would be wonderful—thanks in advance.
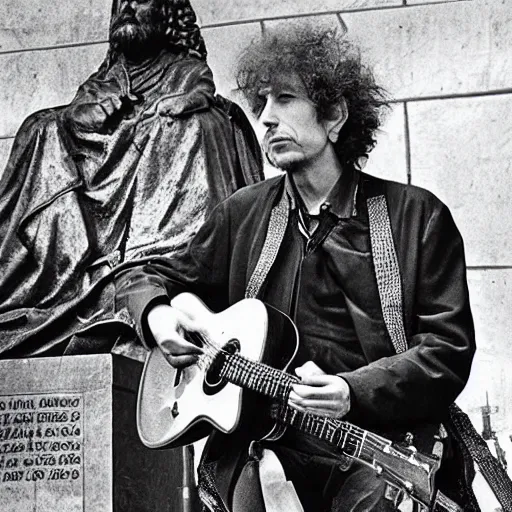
[110,0,166,57]
[256,73,332,171]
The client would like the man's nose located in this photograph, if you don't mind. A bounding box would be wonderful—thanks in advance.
[259,99,278,128]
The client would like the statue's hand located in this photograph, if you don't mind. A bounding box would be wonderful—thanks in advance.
[65,92,125,133]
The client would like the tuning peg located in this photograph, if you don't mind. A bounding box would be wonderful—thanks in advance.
[404,432,414,446]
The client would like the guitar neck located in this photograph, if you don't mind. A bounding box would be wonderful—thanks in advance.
[218,352,389,467]
[219,352,298,401]
[277,403,391,467]
[191,312,459,512]
[190,300,459,512]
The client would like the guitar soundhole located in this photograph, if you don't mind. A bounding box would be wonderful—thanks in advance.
[203,338,240,395]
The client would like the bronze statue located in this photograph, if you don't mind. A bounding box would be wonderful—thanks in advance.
[0,0,263,358]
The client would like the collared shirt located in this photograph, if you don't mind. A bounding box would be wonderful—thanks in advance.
[262,167,368,456]
[284,165,360,221]
[264,167,366,375]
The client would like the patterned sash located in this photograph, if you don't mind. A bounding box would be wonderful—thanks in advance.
[245,190,289,299]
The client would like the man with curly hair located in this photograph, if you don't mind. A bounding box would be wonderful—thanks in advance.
[116,25,476,511]
[0,0,263,357]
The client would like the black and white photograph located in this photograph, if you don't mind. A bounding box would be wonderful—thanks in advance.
[0,1,511,511]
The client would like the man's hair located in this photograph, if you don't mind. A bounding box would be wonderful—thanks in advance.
[236,25,389,169]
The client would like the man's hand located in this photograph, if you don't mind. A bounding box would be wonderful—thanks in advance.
[147,304,203,368]
[288,361,351,419]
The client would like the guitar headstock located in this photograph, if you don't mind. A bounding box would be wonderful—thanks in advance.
[372,442,441,508]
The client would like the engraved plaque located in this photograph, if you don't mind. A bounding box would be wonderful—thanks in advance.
[0,354,183,512]
[0,393,84,512]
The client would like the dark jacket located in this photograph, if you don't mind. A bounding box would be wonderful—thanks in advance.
[116,171,475,432]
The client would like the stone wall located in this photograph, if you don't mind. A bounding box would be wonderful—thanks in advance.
[1,0,511,466]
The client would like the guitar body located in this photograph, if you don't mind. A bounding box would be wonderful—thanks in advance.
[137,294,463,511]
[137,293,299,449]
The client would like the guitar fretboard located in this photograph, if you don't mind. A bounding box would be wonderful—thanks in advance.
[219,352,298,401]
[217,352,390,465]
[276,403,390,465]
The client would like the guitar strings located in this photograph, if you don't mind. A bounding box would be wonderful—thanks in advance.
[185,327,396,457]
[281,404,391,460]
[194,329,392,456]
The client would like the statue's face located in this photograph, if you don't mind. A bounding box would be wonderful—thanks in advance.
[110,0,166,58]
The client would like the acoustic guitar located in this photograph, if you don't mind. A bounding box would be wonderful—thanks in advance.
[137,293,462,512]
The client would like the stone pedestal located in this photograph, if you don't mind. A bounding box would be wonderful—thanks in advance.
[0,354,184,512]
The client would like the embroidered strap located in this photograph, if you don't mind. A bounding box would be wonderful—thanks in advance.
[245,190,289,299]
[447,403,512,512]
[367,195,408,354]
[197,461,229,512]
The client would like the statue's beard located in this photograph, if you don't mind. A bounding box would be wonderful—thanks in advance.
[110,15,165,60]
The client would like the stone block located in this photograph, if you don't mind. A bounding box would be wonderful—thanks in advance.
[203,22,263,96]
[0,0,110,52]
[406,0,465,3]
[0,44,107,138]
[263,14,343,32]
[0,354,184,512]
[456,269,512,476]
[193,0,401,26]
[407,93,512,267]
[0,138,14,181]
[363,102,407,183]
[342,0,512,99]
[467,268,512,358]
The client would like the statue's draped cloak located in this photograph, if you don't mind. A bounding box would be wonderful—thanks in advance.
[0,51,263,357]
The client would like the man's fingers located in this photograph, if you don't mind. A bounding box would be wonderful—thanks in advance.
[291,381,336,399]
[295,374,333,386]
[289,396,337,411]
[165,353,199,369]
[295,361,325,378]
[288,400,342,418]
[159,336,203,356]
[291,383,323,399]
[174,309,204,334]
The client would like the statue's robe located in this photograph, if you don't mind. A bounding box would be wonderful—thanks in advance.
[0,51,263,357]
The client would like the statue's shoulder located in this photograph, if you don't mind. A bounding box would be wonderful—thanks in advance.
[167,53,212,79]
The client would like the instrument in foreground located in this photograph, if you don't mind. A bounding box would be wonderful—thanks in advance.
[137,293,461,512]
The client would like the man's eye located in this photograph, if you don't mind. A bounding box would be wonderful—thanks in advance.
[278,93,294,101]
[252,100,266,117]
